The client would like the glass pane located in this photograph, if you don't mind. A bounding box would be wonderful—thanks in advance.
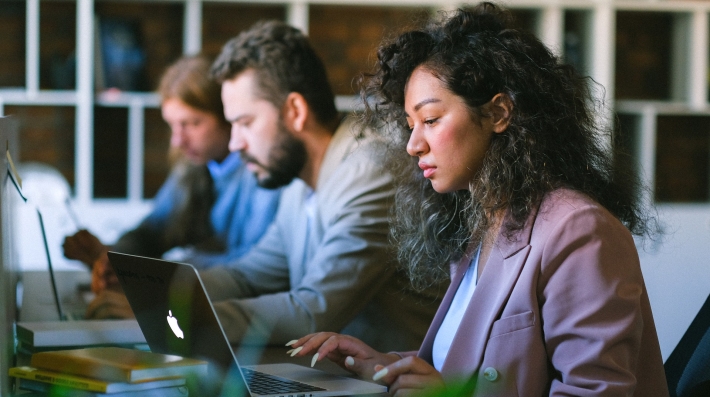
[143,107,170,199]
[0,0,26,88]
[615,113,642,197]
[508,8,539,35]
[40,0,76,90]
[564,10,591,76]
[95,2,183,92]
[655,115,710,202]
[93,106,127,198]
[309,5,431,96]
[4,105,76,191]
[616,11,672,100]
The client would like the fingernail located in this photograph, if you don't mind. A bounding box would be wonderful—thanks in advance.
[286,349,294,355]
[285,340,298,347]
[289,346,303,357]
[372,367,388,381]
[310,353,319,367]
[345,356,355,367]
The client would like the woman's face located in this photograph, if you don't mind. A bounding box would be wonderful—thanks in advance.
[404,66,496,193]
[161,98,230,165]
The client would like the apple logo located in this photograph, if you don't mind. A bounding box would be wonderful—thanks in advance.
[167,310,184,339]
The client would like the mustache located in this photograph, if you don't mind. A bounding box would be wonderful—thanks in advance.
[239,150,266,169]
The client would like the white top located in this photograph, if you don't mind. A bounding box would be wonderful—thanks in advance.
[432,246,481,371]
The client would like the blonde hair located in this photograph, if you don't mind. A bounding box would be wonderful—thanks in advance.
[158,55,226,124]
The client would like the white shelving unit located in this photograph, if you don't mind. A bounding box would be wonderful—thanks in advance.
[2,0,710,361]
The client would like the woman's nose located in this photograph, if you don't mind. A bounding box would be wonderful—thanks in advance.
[406,127,427,157]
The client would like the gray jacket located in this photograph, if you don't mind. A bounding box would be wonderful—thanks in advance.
[200,118,443,352]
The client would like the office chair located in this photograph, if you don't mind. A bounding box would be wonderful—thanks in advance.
[665,292,710,397]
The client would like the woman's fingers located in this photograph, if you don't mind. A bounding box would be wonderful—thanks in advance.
[285,332,339,356]
[370,356,445,396]
[388,374,438,396]
[285,333,386,378]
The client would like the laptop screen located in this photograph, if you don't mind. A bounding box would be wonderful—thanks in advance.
[108,251,249,395]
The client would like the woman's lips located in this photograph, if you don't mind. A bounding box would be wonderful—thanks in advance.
[419,163,435,178]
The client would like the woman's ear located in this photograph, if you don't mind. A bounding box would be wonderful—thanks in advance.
[490,93,513,133]
[283,92,309,133]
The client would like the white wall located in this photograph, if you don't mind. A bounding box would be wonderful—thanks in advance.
[640,206,710,360]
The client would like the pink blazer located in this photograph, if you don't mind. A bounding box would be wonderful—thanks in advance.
[405,189,668,396]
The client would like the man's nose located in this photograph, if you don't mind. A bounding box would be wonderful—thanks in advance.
[170,129,184,148]
[229,127,246,152]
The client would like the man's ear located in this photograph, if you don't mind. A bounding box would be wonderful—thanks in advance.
[283,92,309,134]
[490,93,513,133]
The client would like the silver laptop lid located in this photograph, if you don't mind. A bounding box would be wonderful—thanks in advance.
[107,251,249,395]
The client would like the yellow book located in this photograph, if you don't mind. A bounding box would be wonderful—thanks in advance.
[9,366,186,393]
[30,347,207,383]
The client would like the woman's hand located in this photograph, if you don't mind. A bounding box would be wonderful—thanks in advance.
[286,332,400,380]
[371,356,445,396]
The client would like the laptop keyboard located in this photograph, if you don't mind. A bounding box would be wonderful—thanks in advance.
[242,368,326,396]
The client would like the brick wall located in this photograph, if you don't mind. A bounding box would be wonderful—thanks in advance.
[616,11,672,100]
[201,3,286,60]
[309,5,431,96]
[6,3,685,200]
[0,1,25,87]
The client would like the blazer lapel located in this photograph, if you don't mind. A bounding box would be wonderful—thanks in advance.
[440,211,538,375]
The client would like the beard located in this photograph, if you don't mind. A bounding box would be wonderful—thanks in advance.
[241,120,307,189]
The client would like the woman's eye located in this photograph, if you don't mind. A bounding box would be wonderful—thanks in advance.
[424,118,437,125]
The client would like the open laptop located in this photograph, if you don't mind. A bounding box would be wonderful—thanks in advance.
[19,209,91,322]
[107,251,387,397]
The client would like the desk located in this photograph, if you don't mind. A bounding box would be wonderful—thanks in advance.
[9,345,386,396]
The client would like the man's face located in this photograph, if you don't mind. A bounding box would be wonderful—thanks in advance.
[221,69,306,189]
[161,98,230,165]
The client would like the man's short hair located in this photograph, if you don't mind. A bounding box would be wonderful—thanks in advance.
[211,20,339,128]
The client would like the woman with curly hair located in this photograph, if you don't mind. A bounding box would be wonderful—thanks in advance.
[288,3,668,395]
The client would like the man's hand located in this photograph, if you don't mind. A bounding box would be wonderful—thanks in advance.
[63,229,107,267]
[85,290,135,319]
[90,253,120,294]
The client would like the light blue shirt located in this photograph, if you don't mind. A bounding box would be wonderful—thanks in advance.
[433,245,481,371]
[114,152,281,269]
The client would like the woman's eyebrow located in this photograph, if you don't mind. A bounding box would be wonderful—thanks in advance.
[413,98,441,112]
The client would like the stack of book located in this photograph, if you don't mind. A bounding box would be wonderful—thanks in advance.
[9,347,208,396]
[15,319,148,367]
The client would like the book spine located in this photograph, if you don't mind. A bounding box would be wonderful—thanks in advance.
[9,367,108,392]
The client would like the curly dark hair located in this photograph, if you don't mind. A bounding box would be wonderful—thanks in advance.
[362,2,657,290]
[210,20,339,130]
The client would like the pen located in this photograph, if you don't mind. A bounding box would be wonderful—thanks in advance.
[65,197,82,230]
